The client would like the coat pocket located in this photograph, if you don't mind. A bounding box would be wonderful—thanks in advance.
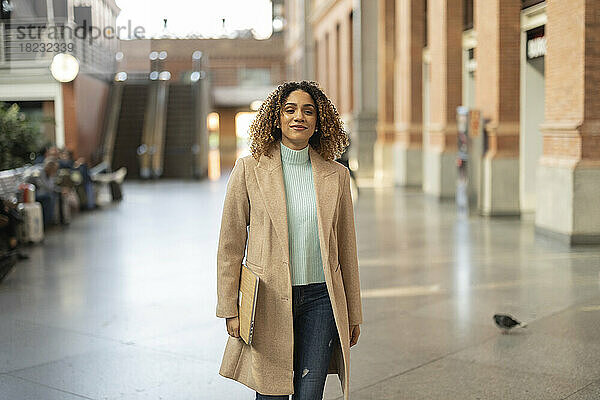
[334,263,341,272]
[245,259,264,274]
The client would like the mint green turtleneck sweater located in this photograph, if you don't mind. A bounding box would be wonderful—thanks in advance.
[280,142,326,286]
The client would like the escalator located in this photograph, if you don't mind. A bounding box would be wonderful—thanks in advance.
[106,77,209,180]
[162,84,196,178]
[111,84,148,179]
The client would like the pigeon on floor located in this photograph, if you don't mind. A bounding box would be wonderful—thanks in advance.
[493,314,527,333]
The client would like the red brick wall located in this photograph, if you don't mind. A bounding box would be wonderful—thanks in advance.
[62,75,110,164]
[74,74,109,164]
[428,0,462,150]
[118,37,286,87]
[474,0,520,157]
[543,0,600,161]
[395,0,424,148]
[584,0,600,123]
[545,0,585,124]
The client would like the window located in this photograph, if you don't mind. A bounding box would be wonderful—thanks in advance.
[522,0,545,10]
[74,6,92,30]
[464,0,473,31]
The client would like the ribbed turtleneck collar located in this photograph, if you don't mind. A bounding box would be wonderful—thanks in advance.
[280,142,310,165]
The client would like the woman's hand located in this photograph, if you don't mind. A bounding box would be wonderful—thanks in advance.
[226,316,240,338]
[349,324,360,347]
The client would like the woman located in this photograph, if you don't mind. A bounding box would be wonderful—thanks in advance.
[216,81,363,400]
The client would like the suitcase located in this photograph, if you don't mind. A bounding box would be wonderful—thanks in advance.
[59,193,71,225]
[18,202,44,244]
[95,182,112,207]
[109,181,123,201]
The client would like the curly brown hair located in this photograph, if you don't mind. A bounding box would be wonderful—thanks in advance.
[248,81,349,161]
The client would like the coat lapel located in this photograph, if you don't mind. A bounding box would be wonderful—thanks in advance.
[254,143,338,266]
[309,145,338,271]
[254,144,290,263]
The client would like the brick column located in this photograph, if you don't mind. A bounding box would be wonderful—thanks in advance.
[351,0,378,181]
[328,26,339,107]
[423,0,462,198]
[536,0,600,244]
[375,0,396,186]
[338,12,353,116]
[317,35,328,89]
[61,81,78,157]
[475,0,521,215]
[393,0,423,187]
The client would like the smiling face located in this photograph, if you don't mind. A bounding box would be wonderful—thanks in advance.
[279,89,318,150]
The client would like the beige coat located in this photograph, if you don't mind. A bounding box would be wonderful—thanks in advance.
[216,143,363,399]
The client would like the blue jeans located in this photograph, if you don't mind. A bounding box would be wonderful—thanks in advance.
[36,192,58,226]
[256,282,339,400]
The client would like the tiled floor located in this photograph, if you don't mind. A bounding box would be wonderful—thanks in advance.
[0,177,599,399]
